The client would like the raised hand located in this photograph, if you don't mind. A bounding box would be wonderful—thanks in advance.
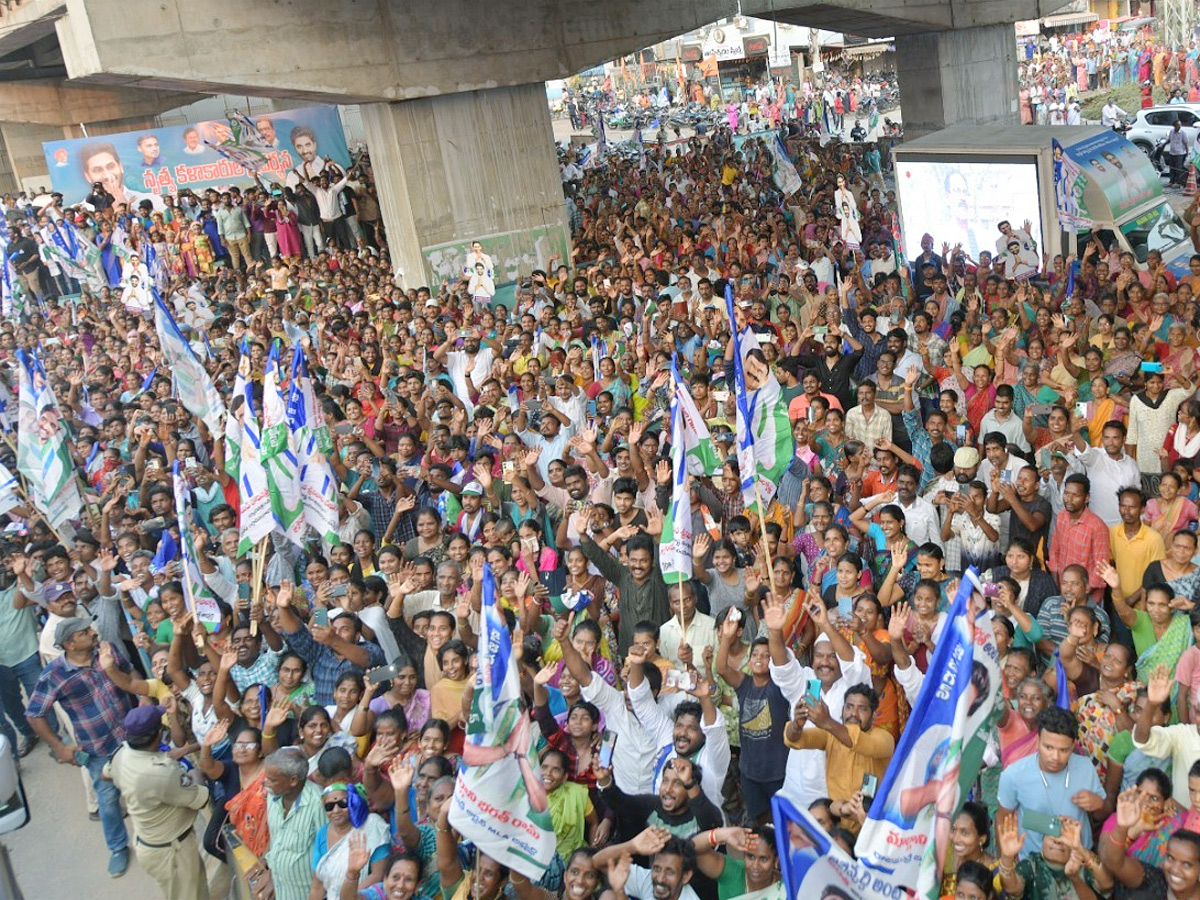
[996,811,1026,861]
[655,459,671,486]
[761,591,785,632]
[1148,664,1172,706]
[1095,559,1121,591]
[202,718,231,748]
[345,831,369,879]
[387,756,416,792]
[275,581,294,610]
[607,852,632,895]
[629,825,671,858]
[534,662,558,686]
[889,602,912,643]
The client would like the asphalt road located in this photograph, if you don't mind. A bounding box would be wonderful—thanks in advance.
[3,743,228,900]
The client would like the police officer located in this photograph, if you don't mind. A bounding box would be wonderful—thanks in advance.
[105,705,211,900]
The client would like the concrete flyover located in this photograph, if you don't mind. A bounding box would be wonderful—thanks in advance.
[5,0,1075,282]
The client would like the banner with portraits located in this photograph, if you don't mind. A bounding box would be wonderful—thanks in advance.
[41,105,351,209]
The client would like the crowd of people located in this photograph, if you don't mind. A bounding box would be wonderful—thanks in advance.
[8,90,1200,900]
[1018,28,1200,125]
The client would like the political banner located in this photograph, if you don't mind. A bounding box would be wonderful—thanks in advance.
[15,349,81,529]
[854,569,1003,899]
[42,105,351,208]
[450,564,556,881]
[772,797,905,900]
[1052,137,1091,231]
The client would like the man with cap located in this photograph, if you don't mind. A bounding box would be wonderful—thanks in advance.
[106,699,211,900]
[455,481,487,542]
[930,446,981,572]
[25,617,133,877]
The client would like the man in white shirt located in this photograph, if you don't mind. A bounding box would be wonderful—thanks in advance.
[765,597,871,809]
[431,324,498,408]
[658,581,718,668]
[895,464,943,549]
[1071,420,1140,526]
[628,648,731,810]
[978,386,1029,452]
[1100,96,1127,127]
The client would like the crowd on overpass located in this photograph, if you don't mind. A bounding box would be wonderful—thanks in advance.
[5,93,1200,900]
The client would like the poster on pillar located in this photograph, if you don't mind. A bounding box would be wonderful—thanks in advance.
[40,105,351,210]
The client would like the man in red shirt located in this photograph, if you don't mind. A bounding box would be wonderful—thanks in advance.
[1048,473,1110,602]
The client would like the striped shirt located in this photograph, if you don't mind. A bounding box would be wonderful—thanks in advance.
[265,781,325,900]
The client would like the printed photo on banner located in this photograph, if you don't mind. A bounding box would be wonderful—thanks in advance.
[41,105,351,207]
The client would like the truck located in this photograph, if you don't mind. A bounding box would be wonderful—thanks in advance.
[892,124,1195,279]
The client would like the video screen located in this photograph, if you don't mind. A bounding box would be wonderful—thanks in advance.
[895,159,1043,263]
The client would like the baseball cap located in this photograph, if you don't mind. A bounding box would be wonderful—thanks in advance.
[462,481,484,497]
[53,616,93,649]
[123,705,166,739]
[44,581,75,604]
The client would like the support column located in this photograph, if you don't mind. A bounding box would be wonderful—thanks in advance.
[0,123,62,192]
[894,23,1019,140]
[361,83,570,295]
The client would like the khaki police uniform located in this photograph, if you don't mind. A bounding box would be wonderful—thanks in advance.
[105,745,211,900]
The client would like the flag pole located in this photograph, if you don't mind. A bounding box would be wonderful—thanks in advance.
[752,479,779,601]
[249,535,269,636]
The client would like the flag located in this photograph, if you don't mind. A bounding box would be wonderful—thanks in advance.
[152,289,224,435]
[15,349,82,529]
[204,114,276,178]
[672,361,723,478]
[661,357,694,584]
[0,380,16,432]
[724,285,793,512]
[855,569,1003,899]
[450,563,556,880]
[137,366,158,397]
[261,341,306,547]
[769,133,802,196]
[1054,650,1071,710]
[773,797,891,900]
[231,348,274,557]
[173,462,222,631]
[286,342,339,547]
[0,461,21,517]
[150,528,179,574]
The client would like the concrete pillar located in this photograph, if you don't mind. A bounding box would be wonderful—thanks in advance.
[894,23,1019,140]
[0,123,64,192]
[361,83,570,292]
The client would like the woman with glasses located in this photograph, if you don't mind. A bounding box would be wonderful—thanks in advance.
[311,782,391,899]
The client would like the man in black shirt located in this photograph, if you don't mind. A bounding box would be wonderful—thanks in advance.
[795,332,864,410]
[9,227,44,301]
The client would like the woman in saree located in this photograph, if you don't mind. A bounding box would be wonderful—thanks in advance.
[311,782,391,899]
[1013,361,1060,420]
[1099,769,1186,869]
[1103,565,1195,710]
[843,594,907,739]
[1144,475,1200,544]
[948,348,996,437]
[1082,375,1127,447]
[1161,399,1200,469]
[1162,322,1199,390]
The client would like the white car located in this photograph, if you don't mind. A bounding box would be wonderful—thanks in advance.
[1125,104,1200,168]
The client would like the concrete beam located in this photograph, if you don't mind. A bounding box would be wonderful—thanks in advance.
[0,77,193,126]
[0,0,65,57]
[361,84,570,291]
[0,122,63,190]
[895,22,1019,139]
[55,0,1076,103]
